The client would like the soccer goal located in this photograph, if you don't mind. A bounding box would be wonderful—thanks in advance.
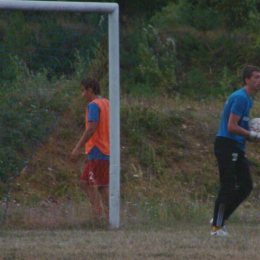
[0,1,120,229]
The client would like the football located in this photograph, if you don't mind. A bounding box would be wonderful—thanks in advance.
[249,118,260,133]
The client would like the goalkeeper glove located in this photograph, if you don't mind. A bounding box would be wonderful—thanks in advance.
[248,131,260,142]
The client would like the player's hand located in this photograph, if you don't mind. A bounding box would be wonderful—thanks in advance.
[70,147,81,162]
[248,131,260,142]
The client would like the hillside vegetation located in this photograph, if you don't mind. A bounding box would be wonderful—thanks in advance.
[3,93,260,227]
[19,95,260,196]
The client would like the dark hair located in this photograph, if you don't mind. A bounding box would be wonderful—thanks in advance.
[81,78,100,95]
[242,65,260,84]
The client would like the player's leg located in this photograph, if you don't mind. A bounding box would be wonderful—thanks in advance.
[99,186,109,219]
[80,160,110,221]
[223,153,253,221]
[81,161,103,219]
[80,180,103,219]
[212,159,236,227]
[211,137,236,235]
[96,160,109,219]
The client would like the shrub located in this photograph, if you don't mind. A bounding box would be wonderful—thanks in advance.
[137,25,179,94]
[0,10,105,81]
[0,57,79,184]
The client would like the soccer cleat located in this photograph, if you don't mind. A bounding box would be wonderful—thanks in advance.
[211,228,228,236]
[210,218,227,232]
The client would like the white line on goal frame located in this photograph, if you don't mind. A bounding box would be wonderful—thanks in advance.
[0,0,120,229]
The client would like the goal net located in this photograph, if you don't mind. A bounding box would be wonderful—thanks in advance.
[0,1,120,229]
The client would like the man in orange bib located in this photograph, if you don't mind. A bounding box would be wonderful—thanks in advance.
[71,78,109,222]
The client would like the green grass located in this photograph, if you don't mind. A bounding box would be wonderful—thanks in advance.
[1,201,260,260]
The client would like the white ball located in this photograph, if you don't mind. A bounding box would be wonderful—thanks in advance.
[249,118,260,133]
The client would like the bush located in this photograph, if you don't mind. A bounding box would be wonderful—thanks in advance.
[137,25,179,94]
[0,57,79,183]
[0,10,105,81]
[147,1,260,98]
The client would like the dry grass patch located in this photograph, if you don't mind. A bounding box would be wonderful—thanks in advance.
[1,223,260,260]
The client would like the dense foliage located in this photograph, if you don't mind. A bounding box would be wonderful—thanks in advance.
[132,0,260,97]
[0,11,106,81]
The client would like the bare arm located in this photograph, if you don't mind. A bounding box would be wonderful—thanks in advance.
[70,121,98,162]
[227,112,250,138]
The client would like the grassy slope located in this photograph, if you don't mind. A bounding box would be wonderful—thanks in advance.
[9,94,260,216]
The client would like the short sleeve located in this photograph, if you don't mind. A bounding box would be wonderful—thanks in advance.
[230,96,248,117]
[88,102,100,122]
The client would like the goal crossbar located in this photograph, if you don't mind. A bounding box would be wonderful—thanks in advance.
[0,0,120,229]
[0,1,118,13]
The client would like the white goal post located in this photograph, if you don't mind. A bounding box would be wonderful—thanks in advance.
[0,0,120,229]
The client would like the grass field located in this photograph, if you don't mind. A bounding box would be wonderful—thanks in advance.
[1,201,260,260]
[1,222,260,259]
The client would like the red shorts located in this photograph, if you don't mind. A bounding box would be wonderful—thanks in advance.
[81,160,109,187]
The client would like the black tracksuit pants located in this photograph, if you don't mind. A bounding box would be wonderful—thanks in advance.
[213,136,253,227]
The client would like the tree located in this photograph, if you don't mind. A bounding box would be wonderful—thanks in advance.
[215,0,251,31]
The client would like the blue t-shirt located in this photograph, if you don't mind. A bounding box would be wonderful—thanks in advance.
[87,100,109,160]
[217,88,252,151]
